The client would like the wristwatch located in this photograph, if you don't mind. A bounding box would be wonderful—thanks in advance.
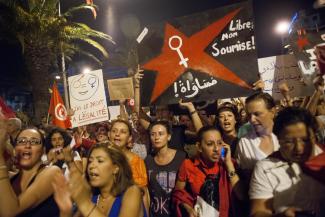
[228,170,237,179]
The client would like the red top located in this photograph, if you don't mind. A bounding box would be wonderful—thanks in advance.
[178,157,219,197]
[173,156,233,217]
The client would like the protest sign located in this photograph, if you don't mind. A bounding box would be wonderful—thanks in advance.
[288,11,325,84]
[258,54,314,100]
[68,69,109,127]
[107,77,134,101]
[108,105,120,120]
[139,0,259,105]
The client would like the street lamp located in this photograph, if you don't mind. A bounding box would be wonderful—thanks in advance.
[275,20,290,54]
[82,68,91,74]
[275,21,290,35]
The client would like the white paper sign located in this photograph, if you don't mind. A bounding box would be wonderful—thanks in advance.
[258,54,314,100]
[108,106,120,120]
[68,69,109,127]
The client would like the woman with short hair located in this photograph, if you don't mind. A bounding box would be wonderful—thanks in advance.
[173,126,243,217]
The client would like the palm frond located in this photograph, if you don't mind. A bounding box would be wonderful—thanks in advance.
[80,38,109,58]
[63,4,98,18]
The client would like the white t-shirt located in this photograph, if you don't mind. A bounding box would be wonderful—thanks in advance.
[249,146,325,215]
[236,128,280,171]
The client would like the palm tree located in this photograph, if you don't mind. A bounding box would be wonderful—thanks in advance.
[0,0,114,123]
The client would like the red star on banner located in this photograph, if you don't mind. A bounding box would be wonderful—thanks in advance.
[143,8,252,103]
[296,36,310,51]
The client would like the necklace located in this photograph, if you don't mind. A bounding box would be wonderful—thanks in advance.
[96,194,112,210]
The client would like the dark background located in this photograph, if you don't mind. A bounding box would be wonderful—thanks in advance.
[0,0,320,112]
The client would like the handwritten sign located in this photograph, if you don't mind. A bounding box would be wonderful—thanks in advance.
[139,0,258,106]
[258,54,314,100]
[107,77,134,101]
[68,69,109,127]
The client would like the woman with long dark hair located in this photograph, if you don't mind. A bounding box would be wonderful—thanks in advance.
[0,126,61,217]
[53,144,146,217]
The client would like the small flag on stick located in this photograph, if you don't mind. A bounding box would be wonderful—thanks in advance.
[48,83,72,129]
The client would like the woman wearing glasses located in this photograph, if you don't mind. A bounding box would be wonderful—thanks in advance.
[0,127,61,217]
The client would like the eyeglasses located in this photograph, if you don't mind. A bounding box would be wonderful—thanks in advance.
[16,137,42,146]
[279,137,309,148]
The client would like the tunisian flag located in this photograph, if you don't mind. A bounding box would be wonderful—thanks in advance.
[0,97,16,119]
[48,83,71,129]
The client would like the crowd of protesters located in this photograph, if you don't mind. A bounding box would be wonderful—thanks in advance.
[0,68,324,217]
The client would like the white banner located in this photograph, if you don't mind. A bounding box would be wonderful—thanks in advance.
[258,54,314,100]
[68,69,109,127]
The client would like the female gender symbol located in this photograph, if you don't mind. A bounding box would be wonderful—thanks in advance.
[168,35,189,68]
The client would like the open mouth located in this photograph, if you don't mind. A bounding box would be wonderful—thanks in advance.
[88,172,99,179]
[21,151,32,159]
[113,138,121,144]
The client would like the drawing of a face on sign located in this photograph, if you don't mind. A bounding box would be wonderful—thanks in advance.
[70,73,99,101]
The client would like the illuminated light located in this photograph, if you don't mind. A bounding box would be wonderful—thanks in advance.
[83,68,91,74]
[275,21,290,35]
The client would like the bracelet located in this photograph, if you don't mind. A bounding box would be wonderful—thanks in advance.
[0,176,9,181]
[134,85,140,88]
[190,110,197,115]
[86,204,96,217]
[227,170,237,179]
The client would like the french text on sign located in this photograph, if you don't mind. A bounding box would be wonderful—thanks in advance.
[168,35,189,68]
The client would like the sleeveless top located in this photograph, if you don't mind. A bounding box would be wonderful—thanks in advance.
[91,192,148,217]
[11,164,59,217]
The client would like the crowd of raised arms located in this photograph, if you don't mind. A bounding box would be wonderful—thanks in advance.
[0,69,325,217]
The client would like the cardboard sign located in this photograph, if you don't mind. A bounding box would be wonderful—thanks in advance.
[68,70,109,127]
[139,1,259,105]
[107,77,134,101]
[258,54,314,100]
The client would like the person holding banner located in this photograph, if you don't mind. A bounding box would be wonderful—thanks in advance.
[109,119,150,216]
[0,125,60,217]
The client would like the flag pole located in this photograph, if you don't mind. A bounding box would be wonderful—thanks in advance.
[58,1,70,110]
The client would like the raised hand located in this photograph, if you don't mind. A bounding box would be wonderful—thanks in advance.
[179,99,195,111]
[0,118,8,154]
[134,65,144,88]
[52,173,73,216]
[252,79,265,91]
[68,162,92,206]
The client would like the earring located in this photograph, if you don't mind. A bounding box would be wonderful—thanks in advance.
[113,172,117,184]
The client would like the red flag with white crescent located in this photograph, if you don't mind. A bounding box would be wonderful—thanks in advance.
[48,83,72,129]
[0,97,16,119]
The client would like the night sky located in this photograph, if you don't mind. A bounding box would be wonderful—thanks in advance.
[0,0,316,94]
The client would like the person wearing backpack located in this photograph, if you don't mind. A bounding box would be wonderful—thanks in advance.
[172,126,244,217]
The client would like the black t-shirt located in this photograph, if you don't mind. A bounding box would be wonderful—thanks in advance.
[145,150,186,217]
[169,125,186,151]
